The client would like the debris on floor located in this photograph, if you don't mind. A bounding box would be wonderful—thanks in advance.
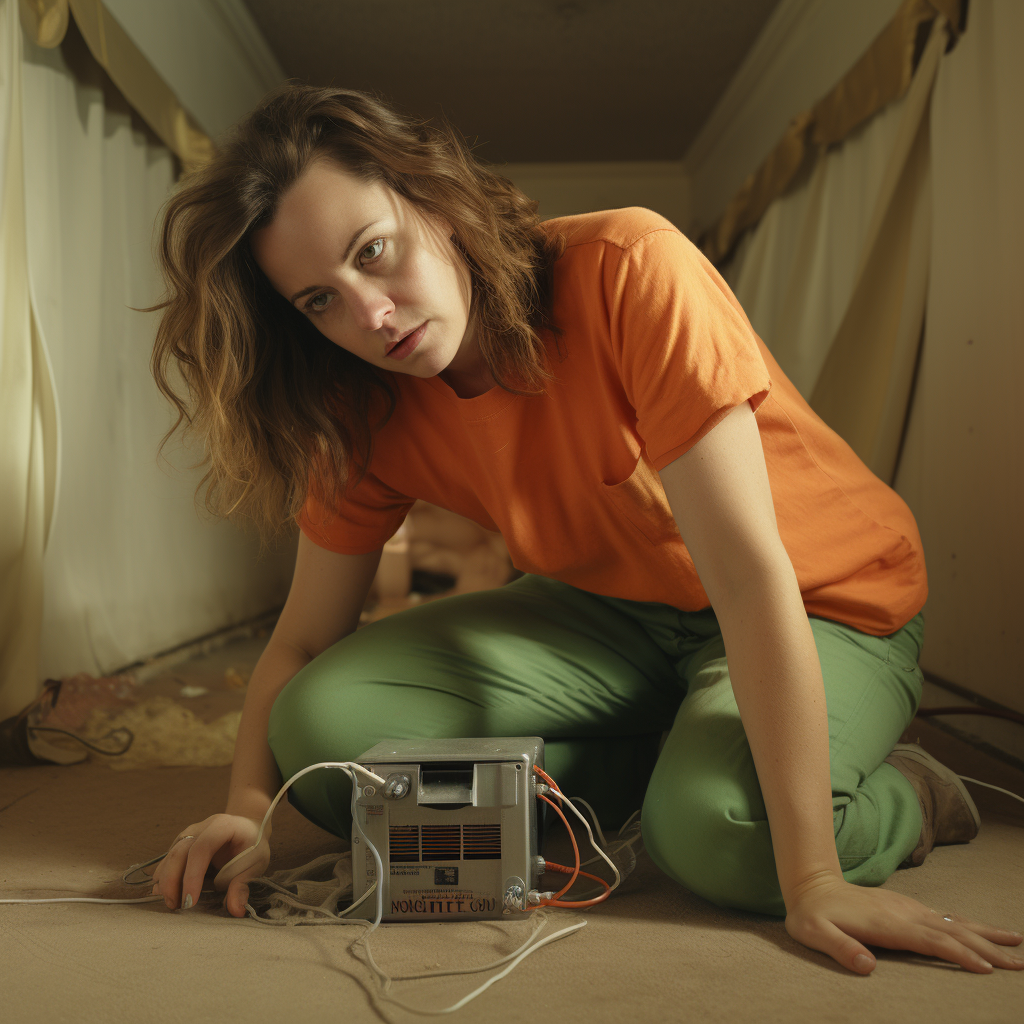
[8,671,244,771]
[63,695,241,770]
[223,667,248,688]
[37,672,140,731]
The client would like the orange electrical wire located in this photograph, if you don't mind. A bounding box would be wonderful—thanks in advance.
[543,862,613,906]
[528,767,613,909]
[533,765,565,800]
[536,793,580,899]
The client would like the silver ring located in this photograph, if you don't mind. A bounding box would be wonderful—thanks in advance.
[943,915,954,922]
[173,834,197,845]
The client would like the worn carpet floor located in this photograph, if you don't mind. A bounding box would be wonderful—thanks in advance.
[2,630,1022,1024]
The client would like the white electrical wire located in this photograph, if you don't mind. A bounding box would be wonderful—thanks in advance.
[0,894,165,905]
[958,777,1024,804]
[217,771,602,1011]
[0,760,592,1016]
[0,760,385,911]
[11,760,1011,1014]
[381,909,559,981]
[235,882,379,925]
[537,782,622,895]
[361,916,588,1015]
[556,806,645,901]
[573,803,643,869]
[569,797,611,850]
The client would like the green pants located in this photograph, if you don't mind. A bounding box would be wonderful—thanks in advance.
[267,573,926,918]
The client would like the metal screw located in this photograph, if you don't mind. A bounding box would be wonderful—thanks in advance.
[503,883,524,910]
[384,773,411,799]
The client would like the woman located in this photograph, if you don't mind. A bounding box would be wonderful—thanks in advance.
[147,84,1022,975]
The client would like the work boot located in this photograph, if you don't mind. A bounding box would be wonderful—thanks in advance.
[884,742,981,867]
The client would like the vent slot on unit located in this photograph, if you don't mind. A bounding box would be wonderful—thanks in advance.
[387,823,502,861]
[421,825,461,860]
[388,825,420,862]
[462,823,502,860]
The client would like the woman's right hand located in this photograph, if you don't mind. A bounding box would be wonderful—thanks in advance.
[150,813,270,917]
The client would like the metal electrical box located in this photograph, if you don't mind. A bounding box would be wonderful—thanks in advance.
[352,737,545,922]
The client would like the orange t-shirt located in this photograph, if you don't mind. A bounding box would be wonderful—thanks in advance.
[298,207,927,636]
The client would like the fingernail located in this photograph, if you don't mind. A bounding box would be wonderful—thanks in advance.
[181,893,192,910]
[853,954,874,971]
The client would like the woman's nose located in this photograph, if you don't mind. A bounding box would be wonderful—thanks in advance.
[346,280,395,332]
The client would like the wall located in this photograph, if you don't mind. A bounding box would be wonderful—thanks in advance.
[891,0,1023,715]
[499,160,690,232]
[102,0,284,140]
[101,2,691,232]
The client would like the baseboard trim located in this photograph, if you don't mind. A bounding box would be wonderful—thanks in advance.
[918,671,1024,776]
[112,608,283,684]
[109,621,1024,777]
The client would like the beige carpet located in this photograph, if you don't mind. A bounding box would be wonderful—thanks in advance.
[2,636,1023,1023]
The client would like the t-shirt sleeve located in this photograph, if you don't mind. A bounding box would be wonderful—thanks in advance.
[296,464,415,555]
[606,226,772,472]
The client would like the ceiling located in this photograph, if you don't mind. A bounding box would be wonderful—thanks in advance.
[239,0,783,165]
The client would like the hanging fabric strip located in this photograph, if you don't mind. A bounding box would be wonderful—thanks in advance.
[63,0,214,173]
[700,0,963,265]
[807,16,947,484]
[18,0,68,48]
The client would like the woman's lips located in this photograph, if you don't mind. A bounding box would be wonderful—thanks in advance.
[386,322,427,360]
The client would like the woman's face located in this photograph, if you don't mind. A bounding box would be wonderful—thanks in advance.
[251,157,482,385]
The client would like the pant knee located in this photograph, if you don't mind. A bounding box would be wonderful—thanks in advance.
[265,657,396,839]
[267,663,384,771]
[641,783,787,917]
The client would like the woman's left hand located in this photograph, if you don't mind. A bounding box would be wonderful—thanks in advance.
[784,872,1024,974]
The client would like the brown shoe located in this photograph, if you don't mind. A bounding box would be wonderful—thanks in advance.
[883,743,981,867]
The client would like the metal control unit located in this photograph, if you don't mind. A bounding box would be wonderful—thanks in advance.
[352,737,545,921]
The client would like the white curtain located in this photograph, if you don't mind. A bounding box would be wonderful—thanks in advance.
[0,1,293,719]
[722,15,947,486]
[0,0,58,721]
[722,94,910,399]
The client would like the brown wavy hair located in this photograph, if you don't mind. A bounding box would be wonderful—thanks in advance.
[149,84,566,538]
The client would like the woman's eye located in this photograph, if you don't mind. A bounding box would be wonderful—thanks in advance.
[305,293,332,314]
[302,238,386,315]
[360,238,385,262]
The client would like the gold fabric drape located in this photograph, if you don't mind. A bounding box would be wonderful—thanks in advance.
[700,0,962,264]
[19,0,213,172]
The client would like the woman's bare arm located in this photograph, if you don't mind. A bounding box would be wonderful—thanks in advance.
[224,533,384,822]
[153,535,385,913]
